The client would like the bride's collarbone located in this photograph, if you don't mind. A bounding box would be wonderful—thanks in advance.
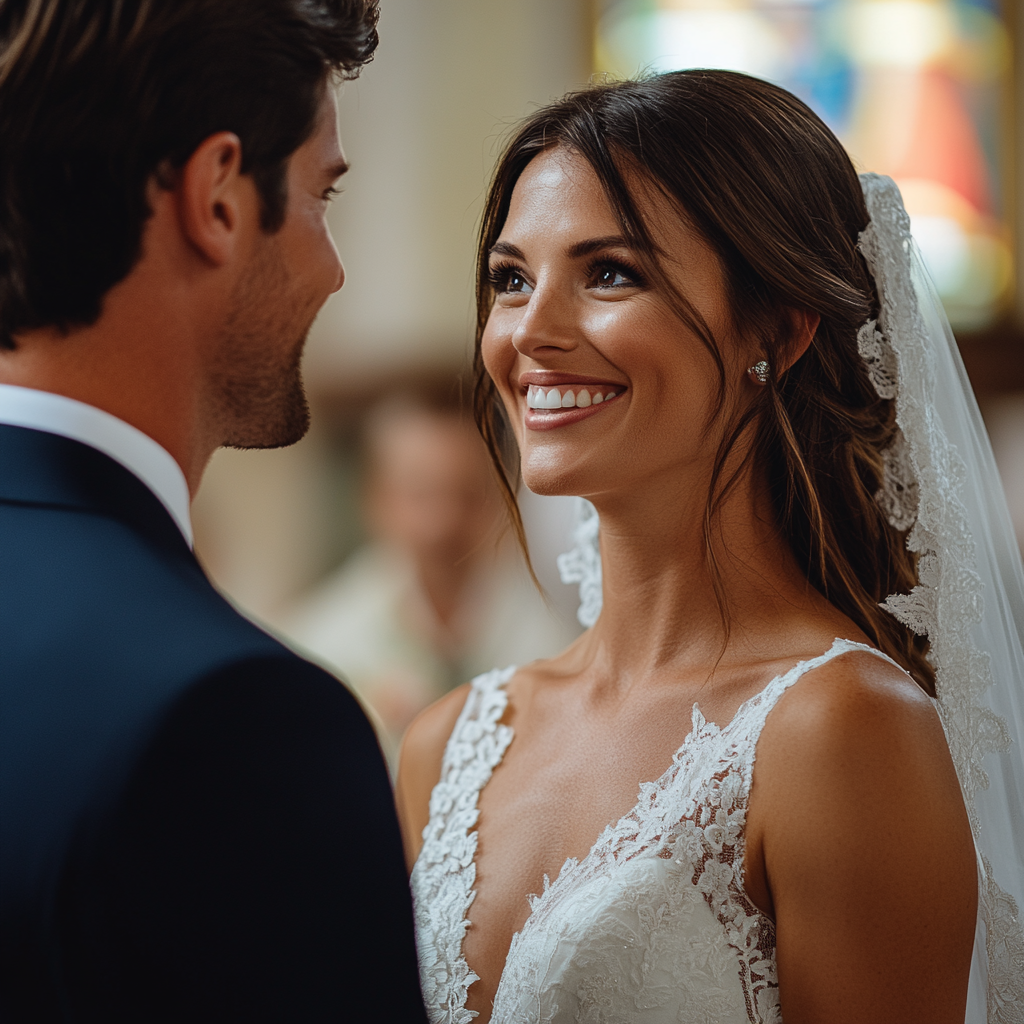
[466,644,886,943]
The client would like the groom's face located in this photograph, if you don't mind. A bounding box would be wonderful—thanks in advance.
[210,87,348,450]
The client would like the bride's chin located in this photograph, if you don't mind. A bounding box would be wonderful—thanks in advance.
[520,460,592,498]
[521,477,571,498]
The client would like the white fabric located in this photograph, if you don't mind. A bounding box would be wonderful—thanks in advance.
[0,384,192,546]
[412,638,900,1024]
[554,175,1024,1021]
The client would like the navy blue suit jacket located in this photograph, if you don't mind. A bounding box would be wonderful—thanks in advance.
[0,425,427,1022]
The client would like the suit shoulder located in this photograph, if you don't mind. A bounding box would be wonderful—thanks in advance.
[146,652,383,787]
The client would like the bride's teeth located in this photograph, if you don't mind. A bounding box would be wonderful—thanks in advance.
[525,385,622,410]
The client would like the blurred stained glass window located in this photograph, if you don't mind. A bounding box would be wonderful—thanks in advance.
[595,0,1015,330]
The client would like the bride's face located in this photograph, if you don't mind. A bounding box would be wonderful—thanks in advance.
[481,146,747,504]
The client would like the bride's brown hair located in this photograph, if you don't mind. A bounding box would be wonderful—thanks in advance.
[474,70,933,694]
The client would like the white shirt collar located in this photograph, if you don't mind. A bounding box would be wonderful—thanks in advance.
[0,384,193,547]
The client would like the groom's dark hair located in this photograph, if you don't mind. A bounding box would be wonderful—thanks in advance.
[0,0,379,350]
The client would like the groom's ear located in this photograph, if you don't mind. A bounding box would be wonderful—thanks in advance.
[171,132,257,267]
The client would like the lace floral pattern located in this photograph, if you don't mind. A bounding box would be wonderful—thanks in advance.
[413,640,890,1024]
[412,666,515,1024]
[859,174,1023,1022]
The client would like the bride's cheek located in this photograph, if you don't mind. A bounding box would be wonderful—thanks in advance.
[481,325,516,402]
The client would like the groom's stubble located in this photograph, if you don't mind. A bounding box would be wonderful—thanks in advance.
[209,230,320,451]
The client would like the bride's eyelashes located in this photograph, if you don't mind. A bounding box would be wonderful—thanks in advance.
[486,256,646,296]
[488,260,533,295]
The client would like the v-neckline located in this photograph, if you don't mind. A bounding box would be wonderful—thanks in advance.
[460,638,865,1018]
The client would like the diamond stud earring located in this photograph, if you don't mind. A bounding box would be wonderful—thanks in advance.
[747,360,770,385]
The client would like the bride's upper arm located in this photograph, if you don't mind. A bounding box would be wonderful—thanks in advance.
[395,682,473,873]
[747,651,977,1024]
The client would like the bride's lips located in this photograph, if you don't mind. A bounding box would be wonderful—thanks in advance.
[517,373,627,432]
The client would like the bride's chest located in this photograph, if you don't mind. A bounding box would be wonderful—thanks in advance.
[476,688,705,872]
[463,740,679,1013]
[472,763,775,1024]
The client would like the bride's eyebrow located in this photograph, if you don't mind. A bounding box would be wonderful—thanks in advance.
[488,241,526,260]
[488,235,631,262]
[565,235,629,258]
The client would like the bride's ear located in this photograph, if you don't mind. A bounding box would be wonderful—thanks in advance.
[777,307,820,374]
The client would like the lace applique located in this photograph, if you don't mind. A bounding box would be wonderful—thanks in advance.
[859,173,1023,1022]
[412,667,515,1024]
[875,429,920,533]
[857,317,920,532]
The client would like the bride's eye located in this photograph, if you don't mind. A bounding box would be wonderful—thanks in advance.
[488,262,534,295]
[590,259,644,290]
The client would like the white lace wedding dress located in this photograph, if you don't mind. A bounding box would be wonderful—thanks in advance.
[412,637,899,1024]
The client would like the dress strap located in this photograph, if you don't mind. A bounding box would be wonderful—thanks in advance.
[435,665,516,794]
[412,666,516,1024]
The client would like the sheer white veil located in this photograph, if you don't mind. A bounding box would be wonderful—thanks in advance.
[557,173,1024,1022]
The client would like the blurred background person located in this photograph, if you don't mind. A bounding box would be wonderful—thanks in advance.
[283,395,578,763]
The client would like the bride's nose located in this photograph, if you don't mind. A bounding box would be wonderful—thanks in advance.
[511,281,580,358]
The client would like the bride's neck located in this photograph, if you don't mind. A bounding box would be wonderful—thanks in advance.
[581,465,821,679]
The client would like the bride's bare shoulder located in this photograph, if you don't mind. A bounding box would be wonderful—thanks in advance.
[401,683,472,781]
[395,683,473,870]
[745,647,977,1018]
[746,644,973,908]
[766,646,939,747]
[752,646,953,802]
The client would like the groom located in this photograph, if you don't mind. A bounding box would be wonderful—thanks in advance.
[0,1,427,1020]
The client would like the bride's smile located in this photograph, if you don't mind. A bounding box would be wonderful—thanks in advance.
[522,376,624,430]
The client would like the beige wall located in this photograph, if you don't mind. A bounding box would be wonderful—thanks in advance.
[193,0,592,622]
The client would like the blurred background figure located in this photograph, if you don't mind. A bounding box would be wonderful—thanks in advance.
[283,396,577,763]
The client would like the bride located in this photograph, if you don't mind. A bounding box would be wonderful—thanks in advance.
[397,71,1024,1024]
